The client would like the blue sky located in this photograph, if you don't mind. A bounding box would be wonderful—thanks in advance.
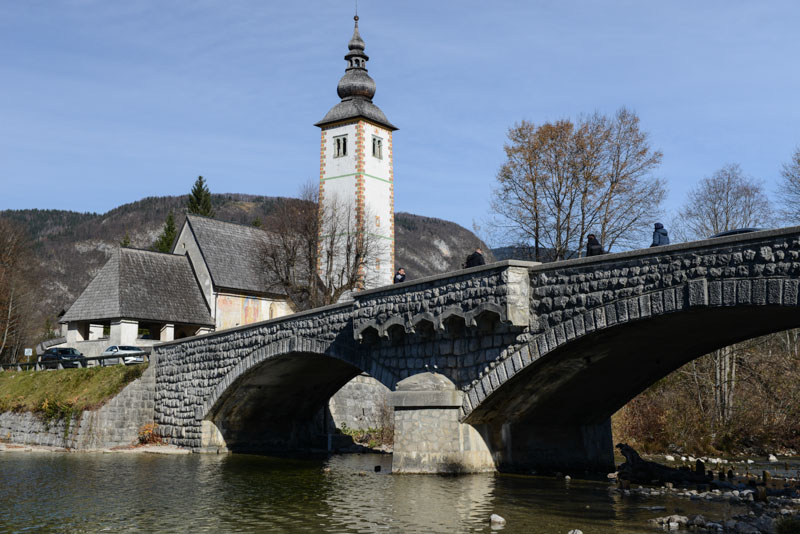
[1,1,798,244]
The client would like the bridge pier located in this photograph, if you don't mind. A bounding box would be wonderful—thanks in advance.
[474,419,615,474]
[390,373,495,474]
[390,372,614,474]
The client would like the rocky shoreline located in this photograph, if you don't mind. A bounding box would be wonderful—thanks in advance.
[610,446,800,533]
[613,483,799,533]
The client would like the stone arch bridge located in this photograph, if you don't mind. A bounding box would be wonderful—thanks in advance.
[154,227,800,473]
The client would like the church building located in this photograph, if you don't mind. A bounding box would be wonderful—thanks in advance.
[59,215,294,356]
[59,17,396,365]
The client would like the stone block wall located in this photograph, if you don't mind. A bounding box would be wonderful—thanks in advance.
[154,303,358,449]
[328,374,390,431]
[0,363,156,449]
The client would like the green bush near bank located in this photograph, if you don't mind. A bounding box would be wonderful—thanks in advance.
[0,365,145,421]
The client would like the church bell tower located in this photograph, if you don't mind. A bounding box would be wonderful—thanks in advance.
[315,16,397,291]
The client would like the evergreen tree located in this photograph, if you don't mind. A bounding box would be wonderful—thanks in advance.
[187,175,214,217]
[152,211,177,253]
[120,232,131,247]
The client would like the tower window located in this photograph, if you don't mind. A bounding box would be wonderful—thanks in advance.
[372,136,383,159]
[334,135,348,158]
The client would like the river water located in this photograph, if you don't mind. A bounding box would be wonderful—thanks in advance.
[0,452,749,533]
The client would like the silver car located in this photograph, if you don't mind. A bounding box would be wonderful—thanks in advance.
[100,345,147,366]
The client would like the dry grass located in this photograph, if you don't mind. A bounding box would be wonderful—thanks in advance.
[0,364,145,421]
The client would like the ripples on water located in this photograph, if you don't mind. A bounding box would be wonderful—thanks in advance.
[0,452,745,533]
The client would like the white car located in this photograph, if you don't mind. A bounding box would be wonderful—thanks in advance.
[100,345,147,365]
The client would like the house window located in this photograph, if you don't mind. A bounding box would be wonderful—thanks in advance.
[372,136,383,159]
[375,258,381,270]
[334,135,348,158]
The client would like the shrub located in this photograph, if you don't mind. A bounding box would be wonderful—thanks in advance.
[137,422,162,445]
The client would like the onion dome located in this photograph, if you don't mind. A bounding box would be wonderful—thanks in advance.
[316,16,397,131]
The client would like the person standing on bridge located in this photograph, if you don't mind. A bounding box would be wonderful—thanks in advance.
[393,267,406,284]
[586,234,605,256]
[650,222,670,247]
[465,248,486,268]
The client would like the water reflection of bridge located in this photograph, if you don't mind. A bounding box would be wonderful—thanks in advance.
[154,227,800,473]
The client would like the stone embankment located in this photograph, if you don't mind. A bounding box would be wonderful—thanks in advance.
[0,364,155,450]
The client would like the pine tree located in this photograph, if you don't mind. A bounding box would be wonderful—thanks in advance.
[187,175,214,217]
[120,233,131,247]
[152,211,177,253]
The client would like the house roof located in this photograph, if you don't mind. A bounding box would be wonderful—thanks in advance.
[185,215,283,296]
[60,248,213,325]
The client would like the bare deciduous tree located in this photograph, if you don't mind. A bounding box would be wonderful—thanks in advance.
[261,184,387,310]
[491,108,665,260]
[677,163,773,240]
[777,146,800,223]
[658,165,772,429]
[0,219,35,364]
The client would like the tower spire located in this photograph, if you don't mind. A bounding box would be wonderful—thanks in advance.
[315,15,397,131]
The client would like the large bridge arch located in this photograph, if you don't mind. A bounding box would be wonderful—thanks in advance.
[462,278,800,426]
[200,342,361,453]
[154,305,399,451]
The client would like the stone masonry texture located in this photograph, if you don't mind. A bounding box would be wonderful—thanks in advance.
[153,228,800,450]
[0,363,156,449]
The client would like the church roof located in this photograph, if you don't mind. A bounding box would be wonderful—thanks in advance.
[185,215,283,296]
[315,16,397,131]
[61,248,213,325]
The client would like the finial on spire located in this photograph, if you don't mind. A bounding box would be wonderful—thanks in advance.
[314,14,397,131]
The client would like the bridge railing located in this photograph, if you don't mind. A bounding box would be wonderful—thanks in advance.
[0,351,151,372]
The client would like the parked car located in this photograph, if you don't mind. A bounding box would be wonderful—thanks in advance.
[40,347,85,369]
[99,345,147,366]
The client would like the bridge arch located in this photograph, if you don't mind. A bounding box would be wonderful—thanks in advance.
[196,335,399,452]
[462,277,800,428]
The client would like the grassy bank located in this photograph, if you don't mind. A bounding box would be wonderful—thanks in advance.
[0,365,145,421]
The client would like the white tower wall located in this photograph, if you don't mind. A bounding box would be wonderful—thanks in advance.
[318,119,394,290]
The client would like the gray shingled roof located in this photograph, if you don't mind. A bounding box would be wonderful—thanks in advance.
[314,18,396,131]
[186,215,283,296]
[61,248,213,325]
[315,97,397,131]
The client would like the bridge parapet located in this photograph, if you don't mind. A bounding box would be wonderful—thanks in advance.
[352,261,537,341]
[526,227,800,337]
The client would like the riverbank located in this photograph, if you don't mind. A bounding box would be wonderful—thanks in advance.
[607,449,800,533]
[0,363,146,415]
[612,481,800,533]
[0,363,155,450]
